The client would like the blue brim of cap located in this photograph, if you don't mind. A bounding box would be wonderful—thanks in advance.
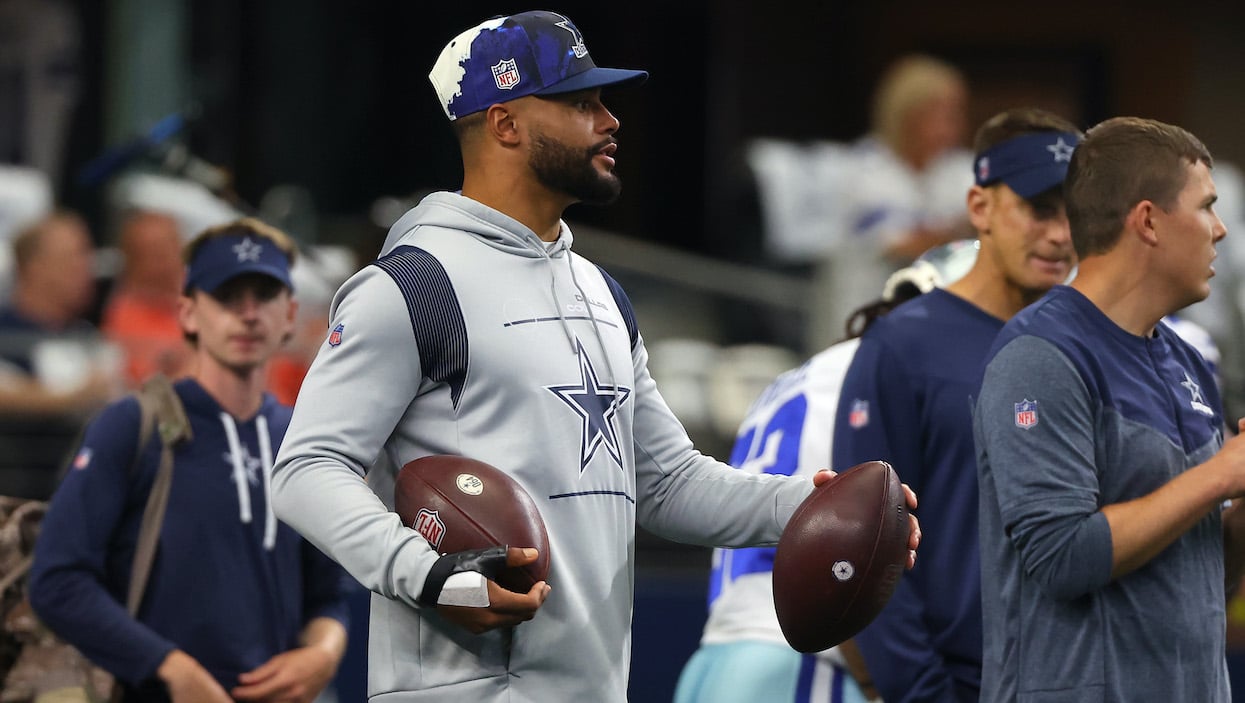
[535,67,648,96]
[1001,163,1070,200]
[192,264,293,295]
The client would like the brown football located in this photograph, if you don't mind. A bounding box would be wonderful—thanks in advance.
[772,460,909,653]
[394,455,550,593]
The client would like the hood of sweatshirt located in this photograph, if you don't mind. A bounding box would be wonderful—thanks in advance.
[380,191,572,260]
[376,190,621,376]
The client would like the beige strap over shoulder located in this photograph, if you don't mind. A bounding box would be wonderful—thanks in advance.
[125,374,192,616]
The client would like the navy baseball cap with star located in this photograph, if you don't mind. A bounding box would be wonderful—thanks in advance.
[974,131,1082,199]
[185,232,293,294]
[429,10,648,121]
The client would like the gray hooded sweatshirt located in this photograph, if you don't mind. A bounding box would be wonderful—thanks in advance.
[272,192,813,702]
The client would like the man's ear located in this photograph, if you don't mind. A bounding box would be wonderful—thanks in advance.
[1125,199,1160,247]
[485,103,521,147]
[285,296,299,333]
[278,294,299,346]
[966,185,992,235]
[177,294,198,337]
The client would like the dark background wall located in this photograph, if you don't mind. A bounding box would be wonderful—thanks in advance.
[60,1,1245,263]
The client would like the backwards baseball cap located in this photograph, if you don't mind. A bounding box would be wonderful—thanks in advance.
[185,232,293,294]
[974,131,1081,199]
[429,11,648,121]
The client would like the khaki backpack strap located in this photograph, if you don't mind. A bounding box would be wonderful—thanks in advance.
[0,500,46,594]
[0,554,32,594]
[839,638,881,701]
[125,375,192,616]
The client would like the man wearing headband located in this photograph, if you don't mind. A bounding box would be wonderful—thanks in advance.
[832,108,1081,702]
[976,118,1239,701]
[30,218,350,702]
[270,10,919,702]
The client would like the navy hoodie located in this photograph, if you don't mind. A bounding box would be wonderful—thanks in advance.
[30,378,350,700]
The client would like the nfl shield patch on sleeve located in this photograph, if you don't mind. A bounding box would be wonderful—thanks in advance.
[849,399,870,429]
[1014,399,1039,430]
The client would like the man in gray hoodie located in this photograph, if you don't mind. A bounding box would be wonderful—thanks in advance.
[271,10,918,703]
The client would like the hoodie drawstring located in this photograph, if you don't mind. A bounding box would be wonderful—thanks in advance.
[255,415,277,550]
[539,227,623,398]
[219,412,278,550]
[542,246,579,354]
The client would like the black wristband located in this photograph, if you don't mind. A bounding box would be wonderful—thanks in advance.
[417,545,509,607]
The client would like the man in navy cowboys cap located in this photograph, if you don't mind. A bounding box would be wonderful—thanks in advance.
[830,108,1083,703]
[271,10,921,703]
[31,217,351,702]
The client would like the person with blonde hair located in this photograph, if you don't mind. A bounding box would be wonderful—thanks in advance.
[871,55,970,186]
[808,54,973,352]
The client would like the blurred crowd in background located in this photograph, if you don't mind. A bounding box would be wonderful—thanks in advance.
[0,169,360,502]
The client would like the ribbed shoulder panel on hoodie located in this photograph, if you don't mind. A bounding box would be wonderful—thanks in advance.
[372,245,468,407]
[594,265,638,349]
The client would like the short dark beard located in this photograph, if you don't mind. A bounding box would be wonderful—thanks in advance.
[529,130,622,205]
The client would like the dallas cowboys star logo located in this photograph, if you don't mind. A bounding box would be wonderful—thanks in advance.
[233,237,263,262]
[1180,371,1215,416]
[554,14,589,58]
[223,447,263,485]
[547,340,632,472]
[1047,137,1076,163]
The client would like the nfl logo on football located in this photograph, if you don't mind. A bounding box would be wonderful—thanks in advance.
[414,508,446,550]
[1014,399,1039,430]
[492,59,521,90]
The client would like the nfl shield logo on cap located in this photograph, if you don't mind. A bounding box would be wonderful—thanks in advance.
[492,59,521,90]
[1014,399,1039,430]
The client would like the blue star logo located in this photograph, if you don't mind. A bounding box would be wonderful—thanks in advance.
[233,237,263,262]
[547,340,631,472]
[1047,137,1076,163]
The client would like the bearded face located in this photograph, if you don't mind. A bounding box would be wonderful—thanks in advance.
[529,130,622,205]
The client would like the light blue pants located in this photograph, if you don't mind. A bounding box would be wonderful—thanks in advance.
[674,641,874,703]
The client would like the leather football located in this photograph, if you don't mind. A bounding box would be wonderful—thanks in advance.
[395,455,550,592]
[772,460,909,652]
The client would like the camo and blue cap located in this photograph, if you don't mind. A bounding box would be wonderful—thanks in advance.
[429,11,648,121]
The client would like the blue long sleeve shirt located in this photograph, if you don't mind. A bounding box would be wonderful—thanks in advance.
[832,289,998,702]
[29,378,351,701]
[974,285,1228,702]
